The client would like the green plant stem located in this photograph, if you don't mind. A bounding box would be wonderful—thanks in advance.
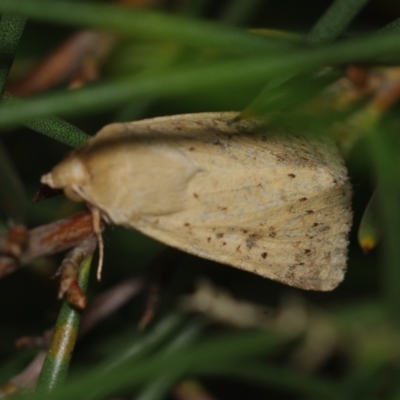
[67,313,189,400]
[2,92,90,146]
[36,253,93,392]
[0,29,400,126]
[307,0,370,44]
[0,0,295,56]
[248,0,368,115]
[0,15,26,95]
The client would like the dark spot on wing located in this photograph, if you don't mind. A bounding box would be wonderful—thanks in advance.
[285,271,295,280]
[246,239,255,250]
[193,193,199,199]
[261,252,268,259]
[306,210,314,215]
[216,232,224,239]
[273,153,285,162]
[246,233,262,249]
[269,227,276,238]
[320,225,331,232]
[288,173,296,178]
[299,197,307,202]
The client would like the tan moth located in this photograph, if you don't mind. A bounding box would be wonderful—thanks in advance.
[41,112,352,291]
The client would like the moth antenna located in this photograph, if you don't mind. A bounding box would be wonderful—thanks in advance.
[91,207,104,281]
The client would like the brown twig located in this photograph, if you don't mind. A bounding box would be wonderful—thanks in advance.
[0,224,28,260]
[59,236,97,309]
[0,210,96,277]
[7,31,116,97]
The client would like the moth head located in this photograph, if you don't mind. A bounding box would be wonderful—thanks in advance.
[41,157,88,203]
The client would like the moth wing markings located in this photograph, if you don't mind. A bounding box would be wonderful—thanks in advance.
[131,163,351,291]
[133,202,350,291]
[112,113,351,291]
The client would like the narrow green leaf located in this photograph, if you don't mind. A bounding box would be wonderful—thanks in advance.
[0,0,295,56]
[0,15,26,95]
[0,31,400,126]
[2,93,90,147]
[307,0,370,44]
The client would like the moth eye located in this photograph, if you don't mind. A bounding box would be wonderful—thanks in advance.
[64,186,84,203]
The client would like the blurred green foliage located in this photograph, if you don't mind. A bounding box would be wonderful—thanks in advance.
[1,0,400,399]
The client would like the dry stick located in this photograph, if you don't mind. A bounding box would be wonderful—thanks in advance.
[0,224,28,260]
[7,30,116,97]
[0,210,96,277]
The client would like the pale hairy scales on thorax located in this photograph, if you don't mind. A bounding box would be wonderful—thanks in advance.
[41,112,352,291]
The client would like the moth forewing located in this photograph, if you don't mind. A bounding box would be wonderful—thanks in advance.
[41,112,352,291]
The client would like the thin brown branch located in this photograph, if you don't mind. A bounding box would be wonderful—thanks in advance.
[7,31,116,96]
[0,210,96,277]
[59,236,97,308]
[0,224,28,260]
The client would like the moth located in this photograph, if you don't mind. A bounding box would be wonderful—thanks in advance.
[41,112,352,291]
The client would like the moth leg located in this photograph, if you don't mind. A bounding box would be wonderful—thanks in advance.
[90,207,104,280]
